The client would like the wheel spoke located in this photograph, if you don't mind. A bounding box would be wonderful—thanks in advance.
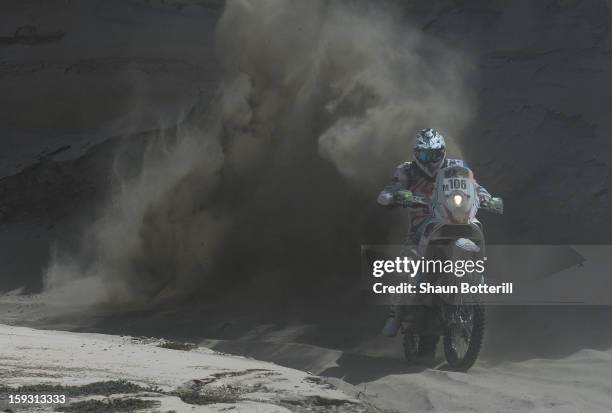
[450,306,474,359]
[444,304,484,371]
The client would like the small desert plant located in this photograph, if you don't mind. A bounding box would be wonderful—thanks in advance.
[176,385,241,405]
[57,397,158,412]
[5,380,159,397]
[157,340,196,351]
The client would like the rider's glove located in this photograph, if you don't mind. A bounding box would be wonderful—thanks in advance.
[480,196,503,214]
[486,197,504,214]
[393,190,414,208]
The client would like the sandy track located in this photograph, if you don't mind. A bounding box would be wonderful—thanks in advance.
[205,338,612,413]
[2,294,612,412]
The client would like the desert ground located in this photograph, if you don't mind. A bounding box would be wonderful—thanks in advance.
[2,294,612,412]
[0,323,370,412]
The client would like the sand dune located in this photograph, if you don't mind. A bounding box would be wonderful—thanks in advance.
[204,338,612,413]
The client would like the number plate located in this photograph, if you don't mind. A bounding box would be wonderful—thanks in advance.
[442,177,468,194]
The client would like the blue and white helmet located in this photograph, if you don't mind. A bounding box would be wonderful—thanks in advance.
[413,128,446,177]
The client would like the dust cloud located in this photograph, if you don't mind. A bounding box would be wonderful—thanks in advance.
[43,0,474,307]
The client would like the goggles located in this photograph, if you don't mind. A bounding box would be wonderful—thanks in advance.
[415,148,444,163]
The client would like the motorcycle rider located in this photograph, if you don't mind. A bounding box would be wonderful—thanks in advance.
[377,128,492,337]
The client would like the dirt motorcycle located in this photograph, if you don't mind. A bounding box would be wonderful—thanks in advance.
[396,164,503,371]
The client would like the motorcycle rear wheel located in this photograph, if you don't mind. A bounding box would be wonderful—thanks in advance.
[443,303,485,371]
[403,330,439,362]
[403,329,419,362]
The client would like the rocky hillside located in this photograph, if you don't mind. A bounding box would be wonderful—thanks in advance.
[404,0,612,242]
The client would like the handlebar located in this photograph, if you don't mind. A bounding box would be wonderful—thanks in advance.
[394,190,428,208]
[394,190,503,214]
[407,195,429,207]
[481,197,504,214]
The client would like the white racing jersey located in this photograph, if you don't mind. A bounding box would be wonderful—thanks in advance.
[378,159,492,240]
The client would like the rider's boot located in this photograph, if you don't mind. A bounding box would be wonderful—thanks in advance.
[382,306,404,337]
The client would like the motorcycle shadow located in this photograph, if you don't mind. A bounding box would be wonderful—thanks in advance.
[319,352,441,384]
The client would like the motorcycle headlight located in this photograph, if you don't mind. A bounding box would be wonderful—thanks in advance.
[452,193,464,207]
[446,192,470,224]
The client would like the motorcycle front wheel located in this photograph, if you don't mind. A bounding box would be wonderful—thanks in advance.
[443,303,485,371]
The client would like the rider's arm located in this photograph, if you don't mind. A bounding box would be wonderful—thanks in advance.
[475,180,504,213]
[475,181,492,206]
[377,163,412,206]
